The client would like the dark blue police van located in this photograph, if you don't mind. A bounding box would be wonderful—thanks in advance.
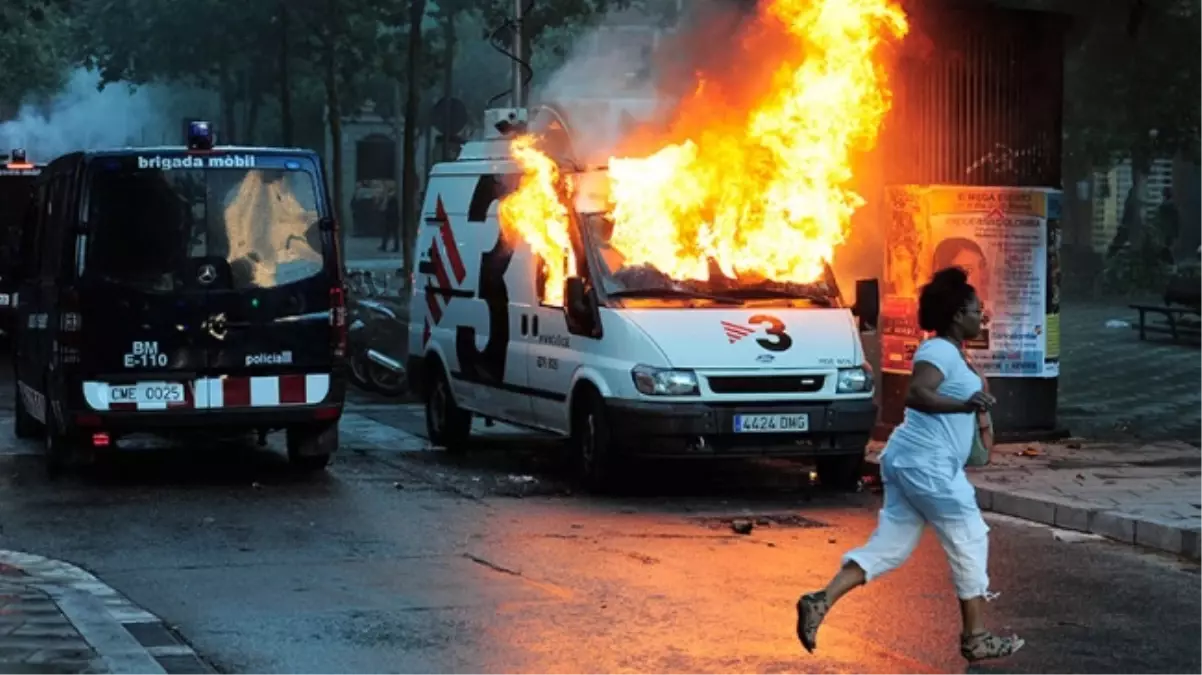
[11,123,348,473]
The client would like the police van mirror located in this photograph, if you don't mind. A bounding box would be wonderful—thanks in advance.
[853,278,880,332]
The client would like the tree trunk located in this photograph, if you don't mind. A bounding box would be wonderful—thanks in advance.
[219,63,238,144]
[324,34,345,245]
[1129,145,1150,246]
[246,93,261,145]
[278,0,294,146]
[441,12,455,160]
[400,0,429,293]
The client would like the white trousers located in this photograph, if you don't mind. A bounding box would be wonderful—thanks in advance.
[843,457,991,599]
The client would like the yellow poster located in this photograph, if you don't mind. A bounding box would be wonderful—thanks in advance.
[880,185,1061,378]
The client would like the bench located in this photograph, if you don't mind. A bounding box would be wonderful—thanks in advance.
[1130,304,1202,342]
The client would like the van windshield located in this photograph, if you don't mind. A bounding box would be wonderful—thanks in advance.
[581,213,840,307]
[86,166,323,291]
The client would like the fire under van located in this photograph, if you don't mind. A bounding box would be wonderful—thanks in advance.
[11,123,346,474]
[407,109,880,492]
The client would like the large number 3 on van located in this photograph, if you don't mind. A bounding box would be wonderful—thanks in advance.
[11,146,347,475]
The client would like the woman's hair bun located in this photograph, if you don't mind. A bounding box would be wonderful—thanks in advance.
[929,266,968,288]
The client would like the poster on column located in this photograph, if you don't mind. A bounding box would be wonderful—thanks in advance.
[879,185,1061,378]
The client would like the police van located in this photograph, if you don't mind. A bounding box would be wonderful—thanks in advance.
[11,123,347,472]
[406,109,879,491]
[0,150,43,338]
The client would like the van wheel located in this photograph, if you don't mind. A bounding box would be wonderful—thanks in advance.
[816,454,864,491]
[13,383,42,439]
[573,389,620,493]
[43,408,78,479]
[286,423,337,472]
[426,369,471,453]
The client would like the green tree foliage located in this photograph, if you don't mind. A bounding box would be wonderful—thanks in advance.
[0,0,72,109]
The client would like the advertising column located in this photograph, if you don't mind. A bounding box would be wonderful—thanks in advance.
[878,185,1063,435]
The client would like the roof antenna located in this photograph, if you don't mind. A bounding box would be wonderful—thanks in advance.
[483,0,534,139]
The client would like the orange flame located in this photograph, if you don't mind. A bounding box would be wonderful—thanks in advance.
[498,136,577,305]
[501,0,908,290]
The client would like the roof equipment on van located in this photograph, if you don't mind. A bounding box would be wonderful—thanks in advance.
[6,148,33,169]
[186,120,215,151]
[485,107,528,139]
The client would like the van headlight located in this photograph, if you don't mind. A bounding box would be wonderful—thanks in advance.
[631,365,699,396]
[836,366,873,393]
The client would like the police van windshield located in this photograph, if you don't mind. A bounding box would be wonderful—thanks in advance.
[86,165,323,292]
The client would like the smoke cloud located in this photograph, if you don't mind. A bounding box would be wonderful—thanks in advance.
[0,69,213,162]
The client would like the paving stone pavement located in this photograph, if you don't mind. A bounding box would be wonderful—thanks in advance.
[0,551,212,674]
[1055,301,1200,444]
[867,439,1202,560]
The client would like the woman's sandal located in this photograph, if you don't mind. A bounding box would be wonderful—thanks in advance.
[795,591,830,653]
[960,632,1025,662]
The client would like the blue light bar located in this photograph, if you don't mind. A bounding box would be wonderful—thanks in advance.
[187,121,214,150]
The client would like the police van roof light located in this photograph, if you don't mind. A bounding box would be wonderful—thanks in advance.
[187,121,215,151]
[5,148,33,169]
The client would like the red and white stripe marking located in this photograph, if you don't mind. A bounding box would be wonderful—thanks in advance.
[83,374,331,411]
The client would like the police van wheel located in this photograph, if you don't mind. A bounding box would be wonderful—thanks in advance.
[43,409,77,479]
[286,423,337,472]
[573,390,619,493]
[816,454,864,491]
[13,383,42,439]
[426,369,470,454]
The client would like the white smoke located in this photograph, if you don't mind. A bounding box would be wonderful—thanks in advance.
[0,69,215,162]
[528,8,679,167]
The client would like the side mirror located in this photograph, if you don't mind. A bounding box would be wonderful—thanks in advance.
[564,276,601,337]
[853,278,880,331]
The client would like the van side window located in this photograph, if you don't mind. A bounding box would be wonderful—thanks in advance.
[535,249,579,308]
[39,174,69,280]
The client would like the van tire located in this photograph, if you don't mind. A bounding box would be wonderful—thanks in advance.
[286,423,337,472]
[425,368,470,454]
[572,389,620,493]
[13,383,41,439]
[43,406,78,479]
[816,454,864,491]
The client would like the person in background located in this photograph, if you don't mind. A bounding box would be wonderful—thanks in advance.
[795,267,1024,664]
[378,183,400,253]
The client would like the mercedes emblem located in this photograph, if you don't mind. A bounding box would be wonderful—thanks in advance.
[197,264,217,284]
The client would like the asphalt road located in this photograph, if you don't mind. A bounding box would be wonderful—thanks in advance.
[0,373,1198,673]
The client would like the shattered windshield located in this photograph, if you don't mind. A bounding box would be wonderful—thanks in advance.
[582,213,840,306]
[87,165,323,292]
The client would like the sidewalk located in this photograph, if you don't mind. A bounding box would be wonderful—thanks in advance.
[866,440,1202,560]
[0,551,209,674]
[344,235,406,274]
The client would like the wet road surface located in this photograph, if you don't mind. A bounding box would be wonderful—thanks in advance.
[0,379,1198,673]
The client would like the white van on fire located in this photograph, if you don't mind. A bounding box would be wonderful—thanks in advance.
[407,108,879,491]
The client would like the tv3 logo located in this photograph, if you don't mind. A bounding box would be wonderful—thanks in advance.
[721,315,793,352]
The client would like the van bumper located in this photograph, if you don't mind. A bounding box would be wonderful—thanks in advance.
[69,403,345,433]
[605,398,876,459]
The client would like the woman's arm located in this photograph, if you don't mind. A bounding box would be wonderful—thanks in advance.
[905,361,975,414]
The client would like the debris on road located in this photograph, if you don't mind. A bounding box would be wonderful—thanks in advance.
[730,519,754,535]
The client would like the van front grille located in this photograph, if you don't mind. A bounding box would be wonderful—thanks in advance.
[706,375,826,395]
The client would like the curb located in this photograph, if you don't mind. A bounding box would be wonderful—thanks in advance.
[863,455,1201,561]
[0,550,212,674]
[972,486,1201,561]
